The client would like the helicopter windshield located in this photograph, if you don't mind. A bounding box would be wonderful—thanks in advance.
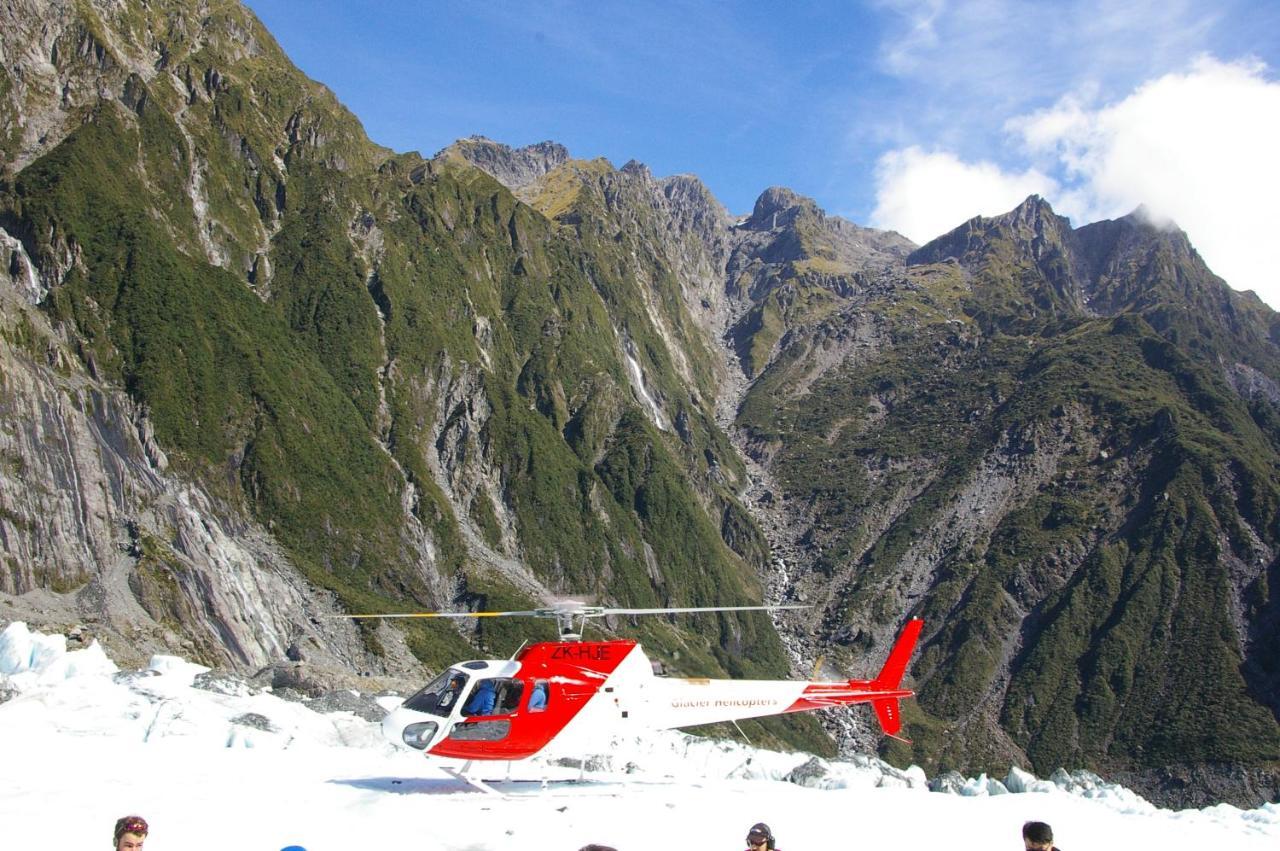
[403,669,469,718]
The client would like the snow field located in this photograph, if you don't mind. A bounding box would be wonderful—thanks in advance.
[2,621,1276,850]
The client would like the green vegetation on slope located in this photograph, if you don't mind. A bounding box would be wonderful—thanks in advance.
[3,10,806,727]
[741,237,1280,779]
[4,102,428,634]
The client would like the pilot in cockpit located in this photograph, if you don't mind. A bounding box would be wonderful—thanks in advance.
[439,673,466,710]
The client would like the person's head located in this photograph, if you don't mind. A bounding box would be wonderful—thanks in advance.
[1022,821,1054,850]
[746,822,774,850]
[113,815,148,851]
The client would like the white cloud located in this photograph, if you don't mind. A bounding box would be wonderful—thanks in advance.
[869,147,1057,243]
[870,57,1280,307]
[1009,56,1280,303]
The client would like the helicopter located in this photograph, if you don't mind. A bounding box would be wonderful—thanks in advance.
[338,601,924,769]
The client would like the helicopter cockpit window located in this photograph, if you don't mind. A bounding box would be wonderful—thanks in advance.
[403,669,469,717]
[462,677,523,716]
[447,718,511,742]
[496,678,524,713]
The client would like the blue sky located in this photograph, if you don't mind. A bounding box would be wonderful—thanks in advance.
[244,0,1280,304]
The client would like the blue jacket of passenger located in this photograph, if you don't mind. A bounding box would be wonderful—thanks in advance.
[464,680,497,715]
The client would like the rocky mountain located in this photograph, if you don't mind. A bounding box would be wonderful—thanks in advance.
[1,0,1277,806]
[0,0,821,753]
[736,195,1280,805]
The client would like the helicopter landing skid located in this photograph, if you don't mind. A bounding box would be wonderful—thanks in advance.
[441,761,622,798]
[441,761,514,797]
[441,766,506,796]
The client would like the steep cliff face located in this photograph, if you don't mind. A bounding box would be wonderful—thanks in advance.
[0,233,408,679]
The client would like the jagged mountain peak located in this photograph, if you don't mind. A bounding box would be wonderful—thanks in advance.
[658,173,730,229]
[442,136,572,191]
[907,195,1073,274]
[659,171,718,199]
[736,185,912,263]
[906,194,1279,374]
[1072,208,1251,329]
[1077,206,1196,267]
[916,195,1075,252]
[1010,192,1056,217]
[742,186,818,230]
[1121,202,1188,236]
[912,194,1203,281]
[620,158,653,179]
[998,194,1078,241]
[1113,204,1199,258]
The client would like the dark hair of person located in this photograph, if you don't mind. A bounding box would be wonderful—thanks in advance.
[1022,821,1054,843]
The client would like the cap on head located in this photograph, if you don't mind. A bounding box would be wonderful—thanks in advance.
[114,816,148,844]
[747,823,774,848]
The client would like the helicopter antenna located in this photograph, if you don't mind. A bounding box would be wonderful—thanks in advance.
[328,601,810,642]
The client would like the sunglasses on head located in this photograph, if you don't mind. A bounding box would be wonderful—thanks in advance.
[747,833,768,845]
[121,819,148,834]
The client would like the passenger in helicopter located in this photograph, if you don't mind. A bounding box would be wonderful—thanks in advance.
[496,678,524,713]
[528,680,548,711]
[463,678,497,715]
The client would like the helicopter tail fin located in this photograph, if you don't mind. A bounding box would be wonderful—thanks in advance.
[871,618,923,692]
[872,697,906,738]
[867,618,923,738]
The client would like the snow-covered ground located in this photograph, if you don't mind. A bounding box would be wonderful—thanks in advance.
[2,621,1276,850]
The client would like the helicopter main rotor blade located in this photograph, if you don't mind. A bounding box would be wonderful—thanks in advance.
[596,604,810,616]
[327,603,811,622]
[327,610,543,619]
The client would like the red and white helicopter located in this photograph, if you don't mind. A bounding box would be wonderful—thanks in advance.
[340,602,924,768]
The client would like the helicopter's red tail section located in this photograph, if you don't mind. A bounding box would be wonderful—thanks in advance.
[781,618,924,733]
[867,618,923,738]
[872,697,904,737]
[872,618,924,692]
